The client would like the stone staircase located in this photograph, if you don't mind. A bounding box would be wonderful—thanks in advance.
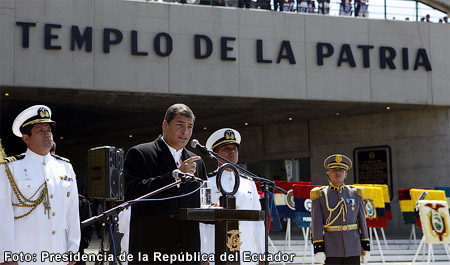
[268,236,450,265]
[85,233,450,264]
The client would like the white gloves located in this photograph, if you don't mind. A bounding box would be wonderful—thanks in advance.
[361,251,370,264]
[314,252,326,264]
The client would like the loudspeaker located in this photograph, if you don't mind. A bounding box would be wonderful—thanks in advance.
[88,146,124,201]
[119,170,125,201]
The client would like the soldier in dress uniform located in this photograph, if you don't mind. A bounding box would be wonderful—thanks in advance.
[310,154,370,265]
[0,105,80,265]
[199,128,265,265]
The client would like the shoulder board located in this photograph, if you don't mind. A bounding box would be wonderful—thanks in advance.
[4,154,25,163]
[310,186,325,201]
[239,173,253,181]
[51,154,70,163]
[356,187,364,198]
[207,170,218,178]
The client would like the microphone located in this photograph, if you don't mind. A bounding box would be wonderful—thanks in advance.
[190,139,216,159]
[190,139,209,155]
[172,169,203,183]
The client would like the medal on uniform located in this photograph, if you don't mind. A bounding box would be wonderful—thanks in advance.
[346,198,355,211]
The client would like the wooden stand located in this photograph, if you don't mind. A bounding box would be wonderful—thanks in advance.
[178,201,264,265]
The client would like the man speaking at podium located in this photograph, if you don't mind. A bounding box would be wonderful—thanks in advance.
[124,103,207,264]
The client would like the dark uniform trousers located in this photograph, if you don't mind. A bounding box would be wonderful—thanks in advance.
[325,256,360,265]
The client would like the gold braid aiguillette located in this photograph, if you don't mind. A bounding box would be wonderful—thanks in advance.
[4,163,51,219]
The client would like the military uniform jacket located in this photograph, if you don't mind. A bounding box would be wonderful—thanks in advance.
[199,170,265,265]
[124,135,207,264]
[0,149,80,264]
[311,184,370,257]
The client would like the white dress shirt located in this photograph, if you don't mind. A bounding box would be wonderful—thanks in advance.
[162,136,183,168]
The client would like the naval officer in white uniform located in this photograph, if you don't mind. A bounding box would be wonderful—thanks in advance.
[0,105,80,265]
[199,128,265,265]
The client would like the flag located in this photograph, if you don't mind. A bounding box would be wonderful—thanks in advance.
[398,188,416,225]
[352,185,387,228]
[267,191,282,231]
[410,188,446,228]
[435,187,450,213]
[255,182,282,231]
[373,184,392,220]
[293,184,321,227]
[273,181,311,219]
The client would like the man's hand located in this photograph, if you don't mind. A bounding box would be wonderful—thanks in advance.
[179,156,201,175]
[314,252,326,264]
[66,252,76,265]
[361,251,370,264]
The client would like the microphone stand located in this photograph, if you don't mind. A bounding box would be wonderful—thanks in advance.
[202,149,287,265]
[81,175,202,265]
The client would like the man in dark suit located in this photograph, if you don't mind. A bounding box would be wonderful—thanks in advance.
[124,103,207,264]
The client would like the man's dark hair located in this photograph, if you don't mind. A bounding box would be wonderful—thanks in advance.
[164,103,195,124]
[20,125,34,136]
[20,123,55,137]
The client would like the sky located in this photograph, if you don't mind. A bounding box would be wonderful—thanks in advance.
[327,0,448,22]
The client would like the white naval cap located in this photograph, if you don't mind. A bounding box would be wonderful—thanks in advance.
[206,128,241,151]
[12,105,55,137]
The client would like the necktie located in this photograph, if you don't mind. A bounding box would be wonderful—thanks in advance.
[176,158,183,168]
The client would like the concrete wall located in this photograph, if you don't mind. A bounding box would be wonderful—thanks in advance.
[195,108,450,194]
[1,0,449,105]
[193,107,450,236]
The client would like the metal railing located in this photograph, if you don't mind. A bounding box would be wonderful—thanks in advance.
[144,0,448,22]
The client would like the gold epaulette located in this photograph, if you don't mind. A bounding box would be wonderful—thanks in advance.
[239,173,253,181]
[356,187,364,198]
[4,154,25,163]
[310,186,325,201]
[51,154,70,163]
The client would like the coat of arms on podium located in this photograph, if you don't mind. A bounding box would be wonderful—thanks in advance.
[226,230,242,251]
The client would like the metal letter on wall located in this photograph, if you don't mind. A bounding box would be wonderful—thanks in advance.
[353,145,392,198]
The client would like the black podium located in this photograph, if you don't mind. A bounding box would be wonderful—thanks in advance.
[178,205,265,265]
[177,162,274,265]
